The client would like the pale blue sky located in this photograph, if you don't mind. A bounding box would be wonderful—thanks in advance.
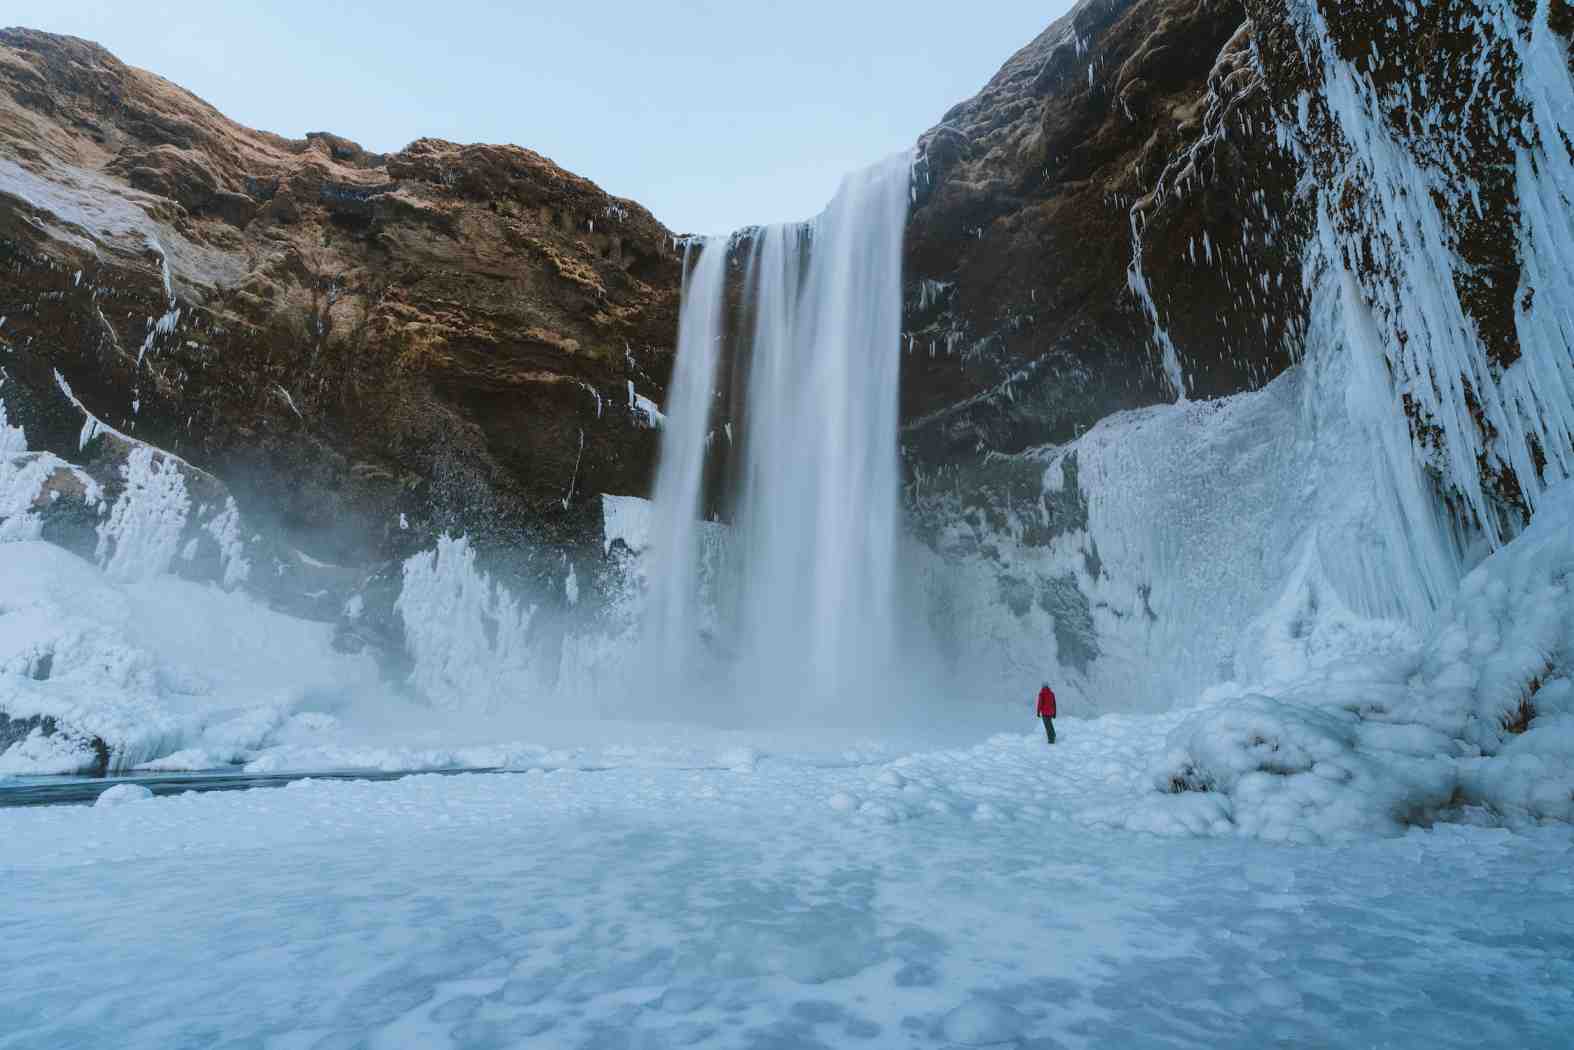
[10,1,1072,233]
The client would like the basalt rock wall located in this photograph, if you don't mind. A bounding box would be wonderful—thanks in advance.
[902,0,1574,541]
[902,0,1574,710]
[903,0,1308,479]
[0,27,682,588]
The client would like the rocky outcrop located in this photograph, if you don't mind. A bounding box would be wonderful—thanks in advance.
[902,0,1574,542]
[903,0,1308,479]
[896,0,1574,723]
[0,27,682,591]
[1246,0,1574,538]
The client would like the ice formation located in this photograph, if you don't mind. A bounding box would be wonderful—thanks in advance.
[921,246,1469,720]
[1291,0,1574,541]
[0,541,381,774]
[1,398,102,544]
[95,445,191,582]
[396,535,537,710]
[1133,479,1574,841]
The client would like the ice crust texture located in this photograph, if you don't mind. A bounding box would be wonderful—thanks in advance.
[3,750,1572,1049]
[1127,481,1574,842]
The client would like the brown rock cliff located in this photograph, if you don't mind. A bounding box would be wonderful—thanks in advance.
[0,27,681,579]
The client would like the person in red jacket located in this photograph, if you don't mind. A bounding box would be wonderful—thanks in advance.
[1036,683,1057,744]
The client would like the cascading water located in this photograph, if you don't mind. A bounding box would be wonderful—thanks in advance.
[646,153,912,718]
[644,237,729,681]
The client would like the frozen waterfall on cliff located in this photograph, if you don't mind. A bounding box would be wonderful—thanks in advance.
[644,154,912,718]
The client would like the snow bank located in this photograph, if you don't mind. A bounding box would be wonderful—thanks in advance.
[1120,482,1574,842]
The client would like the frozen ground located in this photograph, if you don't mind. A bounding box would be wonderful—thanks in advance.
[4,727,1572,1050]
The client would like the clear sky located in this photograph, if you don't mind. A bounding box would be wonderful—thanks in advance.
[9,1,1073,234]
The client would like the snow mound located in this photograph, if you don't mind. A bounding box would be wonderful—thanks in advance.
[1147,696,1456,843]
[94,783,153,807]
[1118,482,1574,842]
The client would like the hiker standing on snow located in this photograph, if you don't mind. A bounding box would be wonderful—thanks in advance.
[1036,682,1057,745]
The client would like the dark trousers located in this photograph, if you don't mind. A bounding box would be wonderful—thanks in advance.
[1041,716,1056,744]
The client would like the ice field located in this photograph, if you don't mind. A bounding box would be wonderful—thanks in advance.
[5,722,1574,1050]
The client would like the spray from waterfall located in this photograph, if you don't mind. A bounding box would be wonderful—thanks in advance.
[645,153,912,719]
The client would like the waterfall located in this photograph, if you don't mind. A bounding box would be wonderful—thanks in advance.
[644,237,729,680]
[646,153,912,719]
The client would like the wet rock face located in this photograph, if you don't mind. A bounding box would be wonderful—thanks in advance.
[901,0,1308,479]
[0,28,682,572]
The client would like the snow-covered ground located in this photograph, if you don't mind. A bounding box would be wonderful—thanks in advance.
[4,730,1572,1050]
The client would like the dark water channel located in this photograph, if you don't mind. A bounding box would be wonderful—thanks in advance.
[0,766,515,808]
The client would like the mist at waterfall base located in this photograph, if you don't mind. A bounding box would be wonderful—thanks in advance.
[639,153,947,729]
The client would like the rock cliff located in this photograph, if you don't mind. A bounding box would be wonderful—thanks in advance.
[904,0,1306,471]
[0,26,681,588]
[903,0,1573,538]
[902,0,1574,709]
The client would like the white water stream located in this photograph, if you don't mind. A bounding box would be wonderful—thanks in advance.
[645,154,912,717]
[644,237,729,681]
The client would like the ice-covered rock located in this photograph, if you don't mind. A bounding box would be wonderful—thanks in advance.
[93,783,153,807]
[1138,482,1574,841]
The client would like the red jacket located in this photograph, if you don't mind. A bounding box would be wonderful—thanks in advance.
[1036,686,1057,718]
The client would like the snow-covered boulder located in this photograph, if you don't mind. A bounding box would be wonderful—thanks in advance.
[94,783,153,807]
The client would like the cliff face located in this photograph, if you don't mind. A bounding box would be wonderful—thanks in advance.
[902,0,1574,533]
[903,0,1308,476]
[902,0,1574,709]
[1245,0,1574,537]
[0,28,681,581]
